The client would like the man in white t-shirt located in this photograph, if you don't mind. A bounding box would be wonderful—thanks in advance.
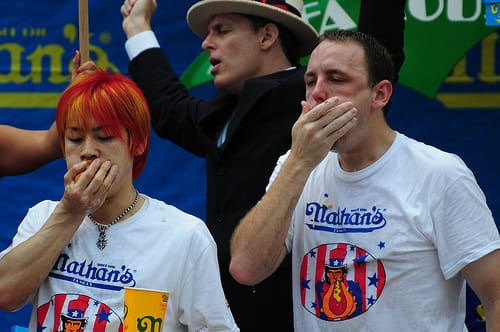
[0,69,239,332]
[230,30,500,331]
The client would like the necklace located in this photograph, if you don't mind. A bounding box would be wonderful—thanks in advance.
[88,190,139,250]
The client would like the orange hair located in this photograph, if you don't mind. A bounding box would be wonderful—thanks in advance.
[56,69,150,179]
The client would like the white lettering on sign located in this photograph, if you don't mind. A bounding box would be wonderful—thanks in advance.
[304,0,356,34]
[408,0,482,22]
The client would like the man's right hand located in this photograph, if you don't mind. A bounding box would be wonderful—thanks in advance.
[289,98,357,171]
[121,0,157,39]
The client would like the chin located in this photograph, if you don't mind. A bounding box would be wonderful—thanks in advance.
[331,138,347,153]
[213,76,226,89]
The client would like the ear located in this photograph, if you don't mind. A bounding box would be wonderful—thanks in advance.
[259,23,280,51]
[134,140,147,157]
[371,80,393,111]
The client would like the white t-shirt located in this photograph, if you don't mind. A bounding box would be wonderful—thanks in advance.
[269,132,500,331]
[1,194,239,332]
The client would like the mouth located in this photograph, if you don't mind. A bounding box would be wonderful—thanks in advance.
[74,160,93,182]
[209,57,221,75]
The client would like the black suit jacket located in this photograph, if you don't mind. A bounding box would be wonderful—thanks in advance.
[130,53,303,330]
[128,1,405,329]
[130,52,305,267]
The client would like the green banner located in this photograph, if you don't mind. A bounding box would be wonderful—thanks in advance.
[180,0,499,98]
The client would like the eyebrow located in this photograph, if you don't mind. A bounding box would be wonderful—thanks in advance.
[304,68,344,79]
[66,126,103,133]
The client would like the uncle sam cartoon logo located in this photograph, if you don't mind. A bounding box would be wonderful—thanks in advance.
[37,293,123,331]
[301,243,386,321]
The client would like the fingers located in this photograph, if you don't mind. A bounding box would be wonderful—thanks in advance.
[323,105,357,142]
[121,0,155,37]
[68,159,101,189]
[77,160,114,191]
[74,160,93,182]
[72,50,81,67]
[321,101,356,129]
[87,161,118,211]
[77,61,98,76]
[302,98,355,134]
[121,0,139,17]
[71,51,81,81]
[291,98,357,160]
[121,0,132,17]
[301,98,337,116]
[64,159,118,214]
[71,51,97,82]
[300,101,311,115]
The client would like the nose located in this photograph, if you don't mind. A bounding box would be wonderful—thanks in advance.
[308,78,328,105]
[201,32,215,51]
[80,137,99,161]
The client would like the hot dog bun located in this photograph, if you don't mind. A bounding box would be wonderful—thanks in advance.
[74,160,92,182]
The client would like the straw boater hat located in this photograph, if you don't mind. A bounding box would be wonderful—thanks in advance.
[186,0,319,57]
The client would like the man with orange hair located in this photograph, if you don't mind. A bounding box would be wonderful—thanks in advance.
[0,69,239,332]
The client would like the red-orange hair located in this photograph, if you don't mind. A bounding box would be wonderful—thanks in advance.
[56,69,150,179]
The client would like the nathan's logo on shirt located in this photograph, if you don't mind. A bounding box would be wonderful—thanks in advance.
[49,253,137,291]
[305,194,387,233]
[300,243,386,321]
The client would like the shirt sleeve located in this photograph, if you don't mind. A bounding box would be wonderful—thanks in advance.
[265,150,291,192]
[433,161,500,279]
[176,223,240,331]
[124,30,161,60]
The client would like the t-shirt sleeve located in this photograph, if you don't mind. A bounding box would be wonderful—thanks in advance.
[432,162,500,279]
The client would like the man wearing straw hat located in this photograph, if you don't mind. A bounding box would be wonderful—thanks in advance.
[121,0,405,330]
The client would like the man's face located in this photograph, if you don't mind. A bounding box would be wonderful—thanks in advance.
[326,268,344,282]
[64,319,83,332]
[63,115,134,193]
[202,14,267,93]
[304,40,372,109]
[304,40,375,152]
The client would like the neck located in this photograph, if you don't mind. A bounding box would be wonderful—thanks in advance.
[338,128,396,172]
[89,189,141,225]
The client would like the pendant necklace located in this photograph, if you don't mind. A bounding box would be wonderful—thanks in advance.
[88,190,139,250]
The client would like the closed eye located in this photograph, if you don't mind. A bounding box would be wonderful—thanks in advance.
[214,24,232,36]
[305,79,316,87]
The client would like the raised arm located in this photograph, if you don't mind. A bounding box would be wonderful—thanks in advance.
[0,123,61,176]
[121,0,156,39]
[230,98,357,285]
[0,51,96,176]
[0,159,116,310]
[229,151,310,285]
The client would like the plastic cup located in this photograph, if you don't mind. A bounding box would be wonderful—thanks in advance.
[123,287,169,332]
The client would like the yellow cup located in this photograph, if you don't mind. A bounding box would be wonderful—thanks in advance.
[123,287,169,332]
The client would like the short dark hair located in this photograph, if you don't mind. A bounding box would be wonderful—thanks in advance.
[320,30,396,87]
[319,30,396,114]
[242,14,303,67]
